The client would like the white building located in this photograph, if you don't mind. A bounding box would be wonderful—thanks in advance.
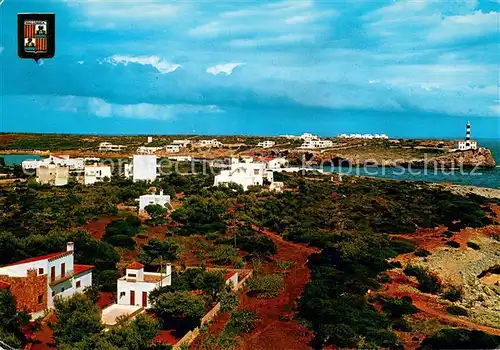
[198,139,223,148]
[138,190,171,212]
[453,122,478,151]
[127,155,158,182]
[300,133,319,141]
[36,164,69,186]
[117,262,171,308]
[22,155,84,171]
[147,136,153,144]
[214,157,267,191]
[257,140,276,148]
[0,242,93,319]
[172,139,191,148]
[269,181,285,193]
[165,145,180,153]
[136,146,163,155]
[300,140,334,149]
[266,157,289,169]
[167,156,192,162]
[338,133,389,139]
[99,142,127,152]
[84,164,112,185]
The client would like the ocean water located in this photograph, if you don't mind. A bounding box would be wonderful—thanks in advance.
[0,154,42,166]
[322,139,500,189]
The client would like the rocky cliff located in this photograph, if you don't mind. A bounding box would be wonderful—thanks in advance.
[408,148,496,169]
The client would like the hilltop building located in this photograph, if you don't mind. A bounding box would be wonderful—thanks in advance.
[84,164,112,185]
[453,121,478,151]
[136,146,163,155]
[172,139,191,148]
[98,142,127,152]
[198,139,223,148]
[214,157,267,191]
[257,140,276,148]
[300,140,334,149]
[165,145,180,153]
[0,242,94,319]
[338,133,389,139]
[36,164,69,186]
[138,190,171,213]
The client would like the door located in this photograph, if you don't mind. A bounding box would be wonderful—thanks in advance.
[130,290,135,305]
[142,292,148,308]
[61,263,65,278]
[51,266,55,282]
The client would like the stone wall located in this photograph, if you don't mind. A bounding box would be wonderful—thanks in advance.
[0,269,47,314]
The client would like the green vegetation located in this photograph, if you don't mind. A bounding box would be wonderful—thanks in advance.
[0,290,30,348]
[442,286,462,302]
[145,204,168,226]
[445,241,460,248]
[446,306,468,316]
[466,241,480,250]
[53,292,159,349]
[202,309,258,350]
[404,265,442,294]
[139,238,179,267]
[247,274,284,298]
[420,329,500,349]
[152,291,206,328]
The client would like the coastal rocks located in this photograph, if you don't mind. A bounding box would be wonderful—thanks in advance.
[424,148,496,169]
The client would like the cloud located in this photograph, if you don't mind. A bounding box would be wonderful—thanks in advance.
[206,63,245,76]
[229,34,314,47]
[77,61,84,65]
[0,46,3,54]
[427,11,499,41]
[104,55,181,74]
[57,96,222,120]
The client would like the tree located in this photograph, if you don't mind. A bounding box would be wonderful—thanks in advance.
[139,238,178,267]
[152,291,205,326]
[247,274,284,298]
[194,271,225,302]
[53,293,103,345]
[211,245,240,265]
[145,204,167,226]
[106,313,159,350]
[0,290,29,347]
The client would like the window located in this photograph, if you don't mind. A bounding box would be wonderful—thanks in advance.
[51,266,55,282]
[38,268,44,275]
[52,291,55,297]
[128,273,136,278]
[38,295,43,304]
[61,287,65,292]
[254,169,260,175]
[76,280,81,288]
[61,263,66,278]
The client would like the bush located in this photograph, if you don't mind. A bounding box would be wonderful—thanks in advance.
[211,245,240,266]
[247,274,284,298]
[446,241,460,248]
[380,296,418,319]
[442,230,454,238]
[403,265,441,294]
[226,310,258,334]
[104,234,135,249]
[466,241,480,250]
[446,305,468,316]
[414,248,431,257]
[389,239,415,254]
[443,286,462,302]
[219,288,239,312]
[420,329,500,349]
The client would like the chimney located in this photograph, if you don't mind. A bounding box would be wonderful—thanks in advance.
[159,190,164,196]
[66,242,74,252]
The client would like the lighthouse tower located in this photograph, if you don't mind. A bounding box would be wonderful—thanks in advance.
[465,121,471,147]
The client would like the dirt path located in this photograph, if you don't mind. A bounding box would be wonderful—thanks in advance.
[191,230,318,350]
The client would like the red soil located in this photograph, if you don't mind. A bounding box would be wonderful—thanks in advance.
[97,292,115,310]
[29,314,56,350]
[381,272,500,337]
[154,329,182,346]
[191,229,318,350]
[80,217,119,240]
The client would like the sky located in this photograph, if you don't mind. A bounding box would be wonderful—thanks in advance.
[0,0,499,139]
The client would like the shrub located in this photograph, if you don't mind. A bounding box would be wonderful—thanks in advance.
[446,241,460,248]
[211,245,240,266]
[389,239,415,254]
[443,286,462,302]
[404,265,441,294]
[104,234,135,249]
[442,230,454,238]
[403,264,426,277]
[226,310,258,334]
[466,241,480,250]
[219,288,239,312]
[380,296,418,319]
[414,248,431,257]
[377,273,392,283]
[247,274,284,298]
[392,318,411,332]
[277,260,294,270]
[420,329,500,349]
[446,305,468,316]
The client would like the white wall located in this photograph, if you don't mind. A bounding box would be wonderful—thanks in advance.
[133,155,157,182]
[139,194,171,211]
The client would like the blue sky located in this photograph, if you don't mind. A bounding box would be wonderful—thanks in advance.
[0,0,499,138]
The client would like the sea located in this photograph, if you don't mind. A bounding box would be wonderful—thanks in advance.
[1,139,499,189]
[321,139,500,189]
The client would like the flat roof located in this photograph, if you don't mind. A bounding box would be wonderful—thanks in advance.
[101,304,142,326]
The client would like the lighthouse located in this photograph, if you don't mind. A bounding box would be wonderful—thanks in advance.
[453,121,477,151]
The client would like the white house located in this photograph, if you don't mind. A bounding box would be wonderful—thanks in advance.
[138,190,171,213]
[99,142,127,152]
[266,157,288,169]
[269,181,285,193]
[165,145,180,153]
[128,155,158,182]
[300,133,319,141]
[299,140,334,149]
[198,139,223,148]
[257,140,276,148]
[172,139,191,148]
[214,158,267,191]
[84,164,112,185]
[22,155,84,171]
[117,262,172,308]
[147,136,153,144]
[167,156,192,162]
[36,164,69,186]
[0,242,93,319]
[136,146,163,155]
